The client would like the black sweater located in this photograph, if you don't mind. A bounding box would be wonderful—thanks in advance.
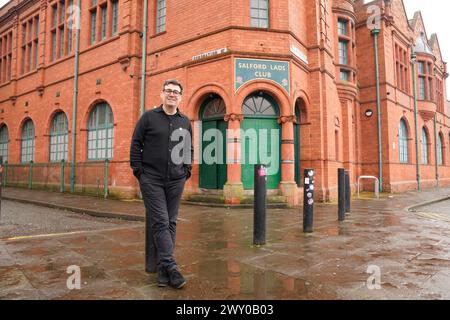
[130,106,193,181]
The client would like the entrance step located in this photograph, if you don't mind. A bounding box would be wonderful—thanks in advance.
[183,194,288,208]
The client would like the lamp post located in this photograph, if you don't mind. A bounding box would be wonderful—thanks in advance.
[411,51,421,191]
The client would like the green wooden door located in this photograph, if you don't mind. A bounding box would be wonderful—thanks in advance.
[241,118,281,190]
[199,120,227,189]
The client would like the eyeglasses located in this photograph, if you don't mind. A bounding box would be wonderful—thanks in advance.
[163,89,182,96]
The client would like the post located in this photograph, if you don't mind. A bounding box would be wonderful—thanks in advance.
[345,171,351,213]
[29,161,33,190]
[303,169,315,233]
[372,29,383,193]
[104,159,109,199]
[254,164,267,245]
[411,52,421,191]
[434,114,439,187]
[338,168,346,221]
[60,160,65,193]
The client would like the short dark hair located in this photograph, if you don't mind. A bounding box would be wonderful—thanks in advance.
[162,79,183,94]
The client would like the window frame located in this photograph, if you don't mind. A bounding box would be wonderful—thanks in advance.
[250,0,269,29]
[50,112,69,162]
[87,102,115,160]
[21,120,35,163]
[399,119,409,164]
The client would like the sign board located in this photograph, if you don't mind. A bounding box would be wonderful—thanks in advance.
[235,58,290,93]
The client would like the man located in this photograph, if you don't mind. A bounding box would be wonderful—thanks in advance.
[130,79,193,289]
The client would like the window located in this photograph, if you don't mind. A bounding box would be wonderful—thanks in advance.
[0,125,8,163]
[20,16,39,74]
[421,128,428,165]
[111,0,119,35]
[338,40,348,65]
[340,70,349,81]
[50,112,69,162]
[90,0,119,44]
[87,102,114,160]
[67,0,73,53]
[399,119,409,164]
[437,134,443,166]
[417,60,434,101]
[50,1,70,61]
[250,0,269,28]
[0,31,13,83]
[395,44,409,92]
[418,77,426,100]
[156,0,166,33]
[338,19,347,36]
[21,120,35,163]
[90,10,97,44]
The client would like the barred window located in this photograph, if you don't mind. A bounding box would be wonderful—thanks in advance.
[50,112,69,162]
[399,119,409,164]
[0,125,9,163]
[21,120,35,163]
[250,0,269,28]
[87,103,114,160]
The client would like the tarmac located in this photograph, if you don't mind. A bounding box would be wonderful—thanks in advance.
[1,186,450,300]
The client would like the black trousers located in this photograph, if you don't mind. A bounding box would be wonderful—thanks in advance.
[139,173,186,272]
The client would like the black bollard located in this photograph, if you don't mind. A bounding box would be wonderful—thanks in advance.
[338,168,346,221]
[254,164,267,245]
[345,171,351,213]
[303,169,315,233]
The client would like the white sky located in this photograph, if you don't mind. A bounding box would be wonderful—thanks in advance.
[0,0,449,98]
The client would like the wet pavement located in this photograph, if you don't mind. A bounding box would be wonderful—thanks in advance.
[1,187,450,299]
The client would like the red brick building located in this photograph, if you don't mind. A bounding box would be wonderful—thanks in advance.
[0,0,449,205]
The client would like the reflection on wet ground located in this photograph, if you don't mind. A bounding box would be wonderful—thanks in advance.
[1,188,450,299]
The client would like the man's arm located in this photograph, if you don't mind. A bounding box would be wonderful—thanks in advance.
[130,114,147,179]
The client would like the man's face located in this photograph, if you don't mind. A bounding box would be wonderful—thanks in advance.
[160,83,183,108]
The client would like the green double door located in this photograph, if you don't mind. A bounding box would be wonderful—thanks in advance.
[199,120,227,189]
[241,118,281,190]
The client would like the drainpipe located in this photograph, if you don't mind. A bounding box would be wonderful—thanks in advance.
[411,52,421,191]
[70,0,81,193]
[371,28,383,193]
[140,0,148,116]
[434,114,439,187]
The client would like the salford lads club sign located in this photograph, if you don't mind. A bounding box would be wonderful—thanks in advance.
[234,58,290,94]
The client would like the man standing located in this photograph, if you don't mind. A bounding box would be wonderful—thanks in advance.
[130,79,192,289]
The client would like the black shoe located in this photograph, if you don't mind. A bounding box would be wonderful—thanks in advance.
[157,267,170,287]
[168,268,186,289]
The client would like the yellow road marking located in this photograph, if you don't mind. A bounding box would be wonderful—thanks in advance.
[2,225,143,242]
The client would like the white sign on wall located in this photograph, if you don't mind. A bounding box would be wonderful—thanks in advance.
[192,48,228,61]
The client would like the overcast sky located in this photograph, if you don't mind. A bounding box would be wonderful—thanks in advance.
[0,0,449,97]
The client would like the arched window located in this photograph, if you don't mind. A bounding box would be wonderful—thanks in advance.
[87,102,114,160]
[437,134,443,166]
[421,128,428,165]
[201,95,226,120]
[21,119,35,163]
[242,93,278,117]
[50,112,68,162]
[0,125,8,163]
[399,119,409,164]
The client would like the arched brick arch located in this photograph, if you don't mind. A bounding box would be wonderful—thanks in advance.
[293,89,311,123]
[187,83,231,120]
[16,117,35,141]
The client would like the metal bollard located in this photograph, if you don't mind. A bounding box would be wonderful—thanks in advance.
[254,164,267,245]
[303,169,315,233]
[338,168,346,221]
[345,171,351,213]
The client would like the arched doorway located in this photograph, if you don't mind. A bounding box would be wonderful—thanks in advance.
[241,92,281,190]
[199,94,227,189]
